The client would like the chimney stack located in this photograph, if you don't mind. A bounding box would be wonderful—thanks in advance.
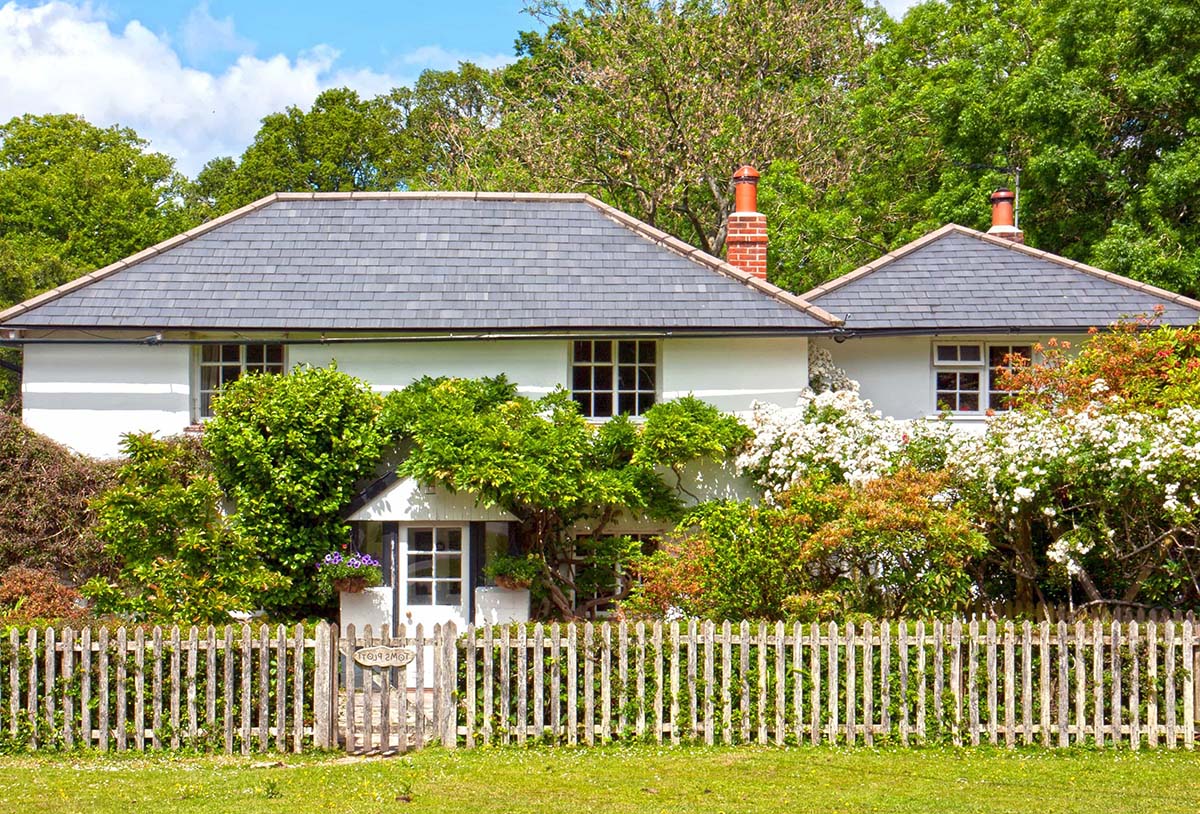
[987,188,1024,243]
[727,165,768,280]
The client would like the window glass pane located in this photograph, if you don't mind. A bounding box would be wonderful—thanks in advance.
[959,345,982,362]
[200,392,213,417]
[638,367,655,390]
[201,366,221,391]
[960,372,980,390]
[409,582,432,605]
[436,554,461,580]
[593,393,613,418]
[1012,345,1031,361]
[989,392,1011,411]
[410,529,434,551]
[618,341,636,363]
[936,393,954,411]
[618,393,637,415]
[638,341,656,364]
[266,344,284,364]
[573,340,591,363]
[222,344,240,363]
[573,367,591,390]
[201,345,221,363]
[435,582,461,606]
[637,392,656,412]
[935,345,957,362]
[960,392,979,412]
[988,345,1009,367]
[222,365,241,384]
[246,345,264,365]
[573,392,590,415]
[408,554,433,579]
[593,366,612,390]
[936,372,956,390]
[618,365,636,390]
[593,341,612,363]
[437,528,462,551]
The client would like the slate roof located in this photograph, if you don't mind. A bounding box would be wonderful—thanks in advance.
[803,225,1200,332]
[0,192,836,332]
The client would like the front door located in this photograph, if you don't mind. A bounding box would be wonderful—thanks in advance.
[396,524,470,630]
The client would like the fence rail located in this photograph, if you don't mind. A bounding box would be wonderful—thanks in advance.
[458,619,1200,749]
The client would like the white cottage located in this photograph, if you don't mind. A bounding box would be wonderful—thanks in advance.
[0,174,836,629]
[3,174,1198,629]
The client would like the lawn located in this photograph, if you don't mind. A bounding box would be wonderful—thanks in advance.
[2,745,1198,813]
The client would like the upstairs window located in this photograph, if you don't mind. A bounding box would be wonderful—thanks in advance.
[933,342,1032,414]
[196,343,284,420]
[571,339,657,418]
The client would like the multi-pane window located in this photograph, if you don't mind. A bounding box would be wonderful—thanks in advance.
[197,343,284,419]
[571,339,657,418]
[987,345,1032,411]
[934,342,1032,414]
[406,527,463,607]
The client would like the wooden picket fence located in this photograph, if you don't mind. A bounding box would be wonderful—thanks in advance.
[458,619,1200,749]
[0,624,333,753]
[4,618,1198,752]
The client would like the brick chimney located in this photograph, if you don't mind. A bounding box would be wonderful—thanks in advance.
[987,188,1024,243]
[727,165,767,280]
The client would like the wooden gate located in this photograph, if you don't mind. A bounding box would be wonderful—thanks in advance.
[336,623,458,754]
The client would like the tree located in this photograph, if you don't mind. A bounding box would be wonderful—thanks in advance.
[0,113,190,273]
[380,376,749,618]
[772,0,1200,296]
[449,0,868,257]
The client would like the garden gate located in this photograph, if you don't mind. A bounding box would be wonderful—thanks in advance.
[334,623,458,754]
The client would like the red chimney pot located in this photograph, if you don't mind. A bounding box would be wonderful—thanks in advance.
[987,188,1024,243]
[728,165,768,280]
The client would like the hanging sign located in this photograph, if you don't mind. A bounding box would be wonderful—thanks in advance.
[353,645,415,668]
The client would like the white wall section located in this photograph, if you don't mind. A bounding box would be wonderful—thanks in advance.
[22,343,191,458]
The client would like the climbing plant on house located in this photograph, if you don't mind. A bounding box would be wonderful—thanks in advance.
[379,375,750,618]
[202,364,387,610]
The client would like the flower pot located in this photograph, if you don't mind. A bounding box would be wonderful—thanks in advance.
[494,574,532,591]
[333,576,368,594]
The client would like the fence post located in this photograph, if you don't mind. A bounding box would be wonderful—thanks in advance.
[312,622,333,750]
[444,622,458,749]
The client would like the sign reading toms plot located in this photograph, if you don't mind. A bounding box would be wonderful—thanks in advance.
[353,646,415,668]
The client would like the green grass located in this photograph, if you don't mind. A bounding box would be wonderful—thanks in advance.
[2,745,1198,813]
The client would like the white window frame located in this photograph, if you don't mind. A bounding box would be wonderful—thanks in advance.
[569,339,660,420]
[567,531,661,618]
[191,342,286,422]
[931,341,1034,415]
[985,343,1034,412]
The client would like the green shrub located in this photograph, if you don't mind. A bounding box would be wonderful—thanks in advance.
[203,364,387,610]
[81,433,285,623]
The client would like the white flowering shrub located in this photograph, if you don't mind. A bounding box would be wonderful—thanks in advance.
[736,383,1200,607]
[953,405,1200,604]
[736,388,957,496]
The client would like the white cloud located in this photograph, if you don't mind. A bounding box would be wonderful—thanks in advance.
[0,2,511,176]
[398,44,512,72]
[180,1,254,63]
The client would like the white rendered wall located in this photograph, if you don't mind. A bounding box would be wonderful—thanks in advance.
[22,343,191,458]
[288,339,567,397]
[660,336,808,412]
[812,334,1087,421]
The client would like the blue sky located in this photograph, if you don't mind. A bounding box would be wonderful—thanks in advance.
[0,1,915,175]
[96,1,533,74]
